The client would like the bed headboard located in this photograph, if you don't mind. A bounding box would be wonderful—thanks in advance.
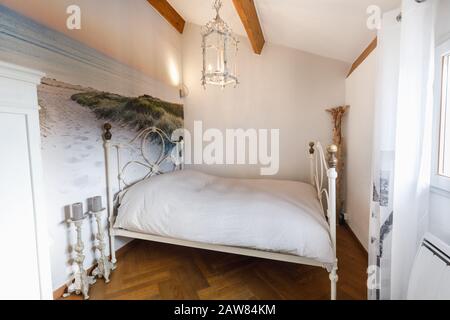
[102,123,184,218]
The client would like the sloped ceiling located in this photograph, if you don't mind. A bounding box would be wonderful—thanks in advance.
[0,0,401,70]
[169,0,401,63]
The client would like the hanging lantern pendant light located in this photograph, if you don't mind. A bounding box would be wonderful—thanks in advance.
[201,0,239,89]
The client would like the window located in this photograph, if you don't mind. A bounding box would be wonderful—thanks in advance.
[433,40,450,192]
[438,53,450,178]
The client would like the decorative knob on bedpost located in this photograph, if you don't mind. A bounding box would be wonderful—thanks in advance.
[327,144,338,168]
[309,142,316,186]
[309,142,315,155]
[104,123,112,141]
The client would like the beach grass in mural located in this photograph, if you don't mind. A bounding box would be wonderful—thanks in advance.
[71,92,184,135]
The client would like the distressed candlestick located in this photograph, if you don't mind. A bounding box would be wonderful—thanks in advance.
[63,215,96,300]
[90,205,114,283]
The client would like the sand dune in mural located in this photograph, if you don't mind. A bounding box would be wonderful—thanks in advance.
[38,78,134,193]
[71,91,183,135]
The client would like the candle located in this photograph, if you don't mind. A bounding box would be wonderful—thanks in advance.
[72,202,84,221]
[92,196,103,213]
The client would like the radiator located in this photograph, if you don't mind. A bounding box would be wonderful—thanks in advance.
[407,233,450,300]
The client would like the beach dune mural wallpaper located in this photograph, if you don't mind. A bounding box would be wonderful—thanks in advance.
[38,77,183,190]
[0,5,183,288]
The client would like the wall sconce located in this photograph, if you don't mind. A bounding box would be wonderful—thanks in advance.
[179,83,189,99]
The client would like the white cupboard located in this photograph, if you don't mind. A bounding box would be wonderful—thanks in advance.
[0,61,52,299]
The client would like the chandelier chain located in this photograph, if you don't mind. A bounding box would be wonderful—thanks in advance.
[213,0,222,15]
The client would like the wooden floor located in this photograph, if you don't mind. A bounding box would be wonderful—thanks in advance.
[64,226,368,300]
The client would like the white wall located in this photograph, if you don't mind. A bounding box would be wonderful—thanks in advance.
[429,0,450,244]
[181,23,349,181]
[344,51,378,251]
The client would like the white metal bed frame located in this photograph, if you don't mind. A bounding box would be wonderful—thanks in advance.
[102,123,339,300]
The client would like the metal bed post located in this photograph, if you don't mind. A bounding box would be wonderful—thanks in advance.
[309,141,339,300]
[103,123,117,267]
[327,144,339,300]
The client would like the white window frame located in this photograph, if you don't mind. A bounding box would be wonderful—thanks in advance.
[432,39,450,193]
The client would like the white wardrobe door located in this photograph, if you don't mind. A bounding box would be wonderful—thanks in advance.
[0,112,41,299]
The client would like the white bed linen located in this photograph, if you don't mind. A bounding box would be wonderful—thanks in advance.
[114,170,334,264]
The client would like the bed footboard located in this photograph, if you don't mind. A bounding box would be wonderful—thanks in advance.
[309,142,339,300]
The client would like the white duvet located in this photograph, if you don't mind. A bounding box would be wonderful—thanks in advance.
[115,170,334,265]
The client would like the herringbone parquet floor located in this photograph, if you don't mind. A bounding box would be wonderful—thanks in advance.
[64,226,368,300]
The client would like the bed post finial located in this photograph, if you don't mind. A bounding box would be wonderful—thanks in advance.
[309,142,315,155]
[327,144,338,168]
[309,142,316,186]
[104,123,112,141]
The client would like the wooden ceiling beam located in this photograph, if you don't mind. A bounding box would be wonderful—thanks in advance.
[347,37,377,78]
[232,0,265,55]
[146,0,186,34]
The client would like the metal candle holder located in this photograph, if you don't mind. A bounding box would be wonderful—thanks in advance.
[63,215,96,300]
[89,208,115,283]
